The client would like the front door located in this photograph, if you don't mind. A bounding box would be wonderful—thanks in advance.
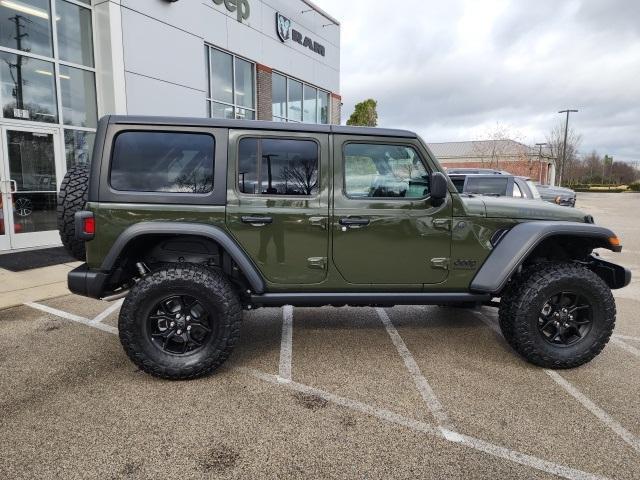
[332,137,452,286]
[0,126,61,251]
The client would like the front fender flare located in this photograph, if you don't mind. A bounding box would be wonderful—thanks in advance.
[100,222,266,294]
[470,221,620,294]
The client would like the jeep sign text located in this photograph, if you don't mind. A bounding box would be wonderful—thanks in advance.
[212,0,250,23]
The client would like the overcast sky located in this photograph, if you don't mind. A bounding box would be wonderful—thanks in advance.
[315,0,640,163]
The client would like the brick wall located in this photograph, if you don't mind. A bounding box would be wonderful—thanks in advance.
[331,93,342,125]
[440,160,554,185]
[256,64,273,121]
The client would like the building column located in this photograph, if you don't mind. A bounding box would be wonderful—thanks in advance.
[331,93,342,125]
[256,64,273,121]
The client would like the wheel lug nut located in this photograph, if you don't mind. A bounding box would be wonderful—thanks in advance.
[177,329,182,335]
[170,322,175,327]
[186,316,191,321]
[187,325,191,331]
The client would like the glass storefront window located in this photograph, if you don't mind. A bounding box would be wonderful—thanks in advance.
[56,0,94,67]
[64,129,95,168]
[272,72,330,124]
[272,73,286,120]
[206,46,256,120]
[210,48,233,104]
[0,51,58,123]
[318,91,329,124]
[0,0,53,57]
[303,85,317,124]
[59,65,97,128]
[235,57,254,109]
[287,79,302,122]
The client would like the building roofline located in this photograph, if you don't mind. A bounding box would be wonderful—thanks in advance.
[106,116,416,138]
[300,0,341,26]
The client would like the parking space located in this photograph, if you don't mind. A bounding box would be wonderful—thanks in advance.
[1,193,639,479]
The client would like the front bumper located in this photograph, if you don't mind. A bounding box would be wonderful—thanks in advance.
[588,255,632,290]
[68,264,108,299]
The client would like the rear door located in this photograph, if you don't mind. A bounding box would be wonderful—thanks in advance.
[226,130,330,285]
[332,136,452,286]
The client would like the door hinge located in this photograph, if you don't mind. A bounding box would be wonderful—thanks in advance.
[430,258,450,270]
[433,218,452,231]
[307,257,327,270]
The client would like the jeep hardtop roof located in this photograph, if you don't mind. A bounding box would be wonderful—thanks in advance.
[105,115,418,139]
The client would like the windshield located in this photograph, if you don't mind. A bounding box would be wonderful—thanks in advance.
[527,180,542,199]
[465,177,509,196]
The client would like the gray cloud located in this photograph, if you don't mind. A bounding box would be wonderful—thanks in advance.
[315,0,640,162]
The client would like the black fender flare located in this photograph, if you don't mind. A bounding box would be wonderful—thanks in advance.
[101,222,265,294]
[470,221,623,294]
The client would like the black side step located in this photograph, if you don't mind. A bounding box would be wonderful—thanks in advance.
[249,292,491,308]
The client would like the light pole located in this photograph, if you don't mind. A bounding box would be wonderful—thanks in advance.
[558,109,578,186]
[535,142,548,183]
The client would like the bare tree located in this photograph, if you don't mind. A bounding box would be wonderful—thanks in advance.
[281,158,318,195]
[471,123,528,169]
[546,123,582,186]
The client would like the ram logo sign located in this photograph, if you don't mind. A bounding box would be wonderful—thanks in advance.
[275,12,326,57]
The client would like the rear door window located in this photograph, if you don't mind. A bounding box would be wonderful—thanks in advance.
[110,131,215,193]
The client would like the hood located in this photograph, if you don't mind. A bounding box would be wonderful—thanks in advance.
[462,196,589,222]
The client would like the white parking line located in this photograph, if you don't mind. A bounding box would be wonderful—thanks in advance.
[610,337,640,358]
[545,370,640,454]
[25,302,119,335]
[278,305,293,383]
[475,308,640,453]
[375,307,455,432]
[91,299,124,324]
[244,368,609,480]
[613,334,640,342]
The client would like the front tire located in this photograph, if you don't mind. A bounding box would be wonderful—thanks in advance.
[499,263,615,369]
[119,264,242,380]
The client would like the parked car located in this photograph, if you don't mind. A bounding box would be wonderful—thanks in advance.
[445,168,511,175]
[58,115,630,379]
[448,173,542,200]
[536,184,577,207]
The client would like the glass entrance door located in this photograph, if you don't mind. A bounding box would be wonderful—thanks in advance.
[0,126,61,251]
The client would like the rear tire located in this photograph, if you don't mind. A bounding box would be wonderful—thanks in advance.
[499,262,615,369]
[118,264,242,380]
[57,165,89,261]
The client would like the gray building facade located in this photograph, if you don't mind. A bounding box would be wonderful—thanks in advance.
[0,0,341,253]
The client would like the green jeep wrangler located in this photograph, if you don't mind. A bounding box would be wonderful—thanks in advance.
[59,116,631,380]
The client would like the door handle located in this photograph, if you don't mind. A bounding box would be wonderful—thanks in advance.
[9,180,17,193]
[339,217,370,228]
[241,216,273,225]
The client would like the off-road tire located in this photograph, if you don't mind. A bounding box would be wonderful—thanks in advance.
[119,264,242,380]
[498,262,615,368]
[57,165,89,261]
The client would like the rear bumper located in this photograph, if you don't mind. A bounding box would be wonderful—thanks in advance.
[68,264,108,299]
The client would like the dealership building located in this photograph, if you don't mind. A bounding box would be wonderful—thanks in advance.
[0,0,341,253]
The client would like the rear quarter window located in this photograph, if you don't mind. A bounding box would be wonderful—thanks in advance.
[110,131,215,193]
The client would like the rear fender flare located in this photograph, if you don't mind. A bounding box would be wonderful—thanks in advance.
[101,222,265,294]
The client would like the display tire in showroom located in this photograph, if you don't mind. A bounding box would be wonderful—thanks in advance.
[57,165,89,261]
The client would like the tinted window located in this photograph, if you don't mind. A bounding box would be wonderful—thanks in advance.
[465,177,509,196]
[513,182,523,198]
[238,138,319,196]
[111,132,215,193]
[344,144,430,198]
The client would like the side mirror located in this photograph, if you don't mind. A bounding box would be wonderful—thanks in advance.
[430,172,448,201]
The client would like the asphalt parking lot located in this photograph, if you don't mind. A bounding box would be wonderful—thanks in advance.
[1,193,639,480]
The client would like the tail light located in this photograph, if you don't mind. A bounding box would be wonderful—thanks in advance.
[74,211,95,240]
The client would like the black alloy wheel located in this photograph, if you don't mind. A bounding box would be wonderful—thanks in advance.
[147,295,215,355]
[538,291,593,347]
